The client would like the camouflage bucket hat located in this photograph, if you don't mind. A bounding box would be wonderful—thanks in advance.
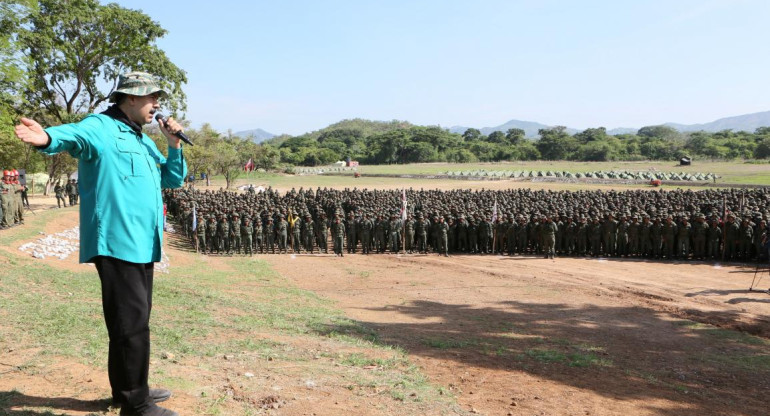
[109,71,167,102]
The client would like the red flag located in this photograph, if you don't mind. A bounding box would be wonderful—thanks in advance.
[244,158,254,172]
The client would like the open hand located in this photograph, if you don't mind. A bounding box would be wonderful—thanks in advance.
[14,118,48,147]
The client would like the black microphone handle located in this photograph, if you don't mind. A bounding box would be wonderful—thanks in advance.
[174,130,194,146]
[155,113,194,146]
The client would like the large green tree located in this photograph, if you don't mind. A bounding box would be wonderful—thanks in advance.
[18,0,187,119]
[536,126,578,160]
[7,0,187,191]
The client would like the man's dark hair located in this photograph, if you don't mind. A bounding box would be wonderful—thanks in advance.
[112,92,128,106]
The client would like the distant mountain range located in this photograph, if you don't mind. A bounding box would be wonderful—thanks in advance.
[233,128,276,143]
[235,110,770,141]
[449,111,770,138]
[663,111,770,133]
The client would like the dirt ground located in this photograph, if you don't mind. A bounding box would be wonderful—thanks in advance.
[3,199,770,416]
[265,251,770,416]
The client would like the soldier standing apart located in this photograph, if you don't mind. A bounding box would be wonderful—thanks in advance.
[15,71,186,416]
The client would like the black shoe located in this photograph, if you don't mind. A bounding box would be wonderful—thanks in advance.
[114,389,172,407]
[120,404,177,416]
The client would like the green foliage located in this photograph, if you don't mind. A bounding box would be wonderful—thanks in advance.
[267,117,770,166]
[0,0,188,176]
[537,126,578,160]
[16,0,187,119]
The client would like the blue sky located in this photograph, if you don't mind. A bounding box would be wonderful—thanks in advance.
[113,0,770,136]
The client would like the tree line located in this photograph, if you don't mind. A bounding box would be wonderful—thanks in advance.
[264,121,770,167]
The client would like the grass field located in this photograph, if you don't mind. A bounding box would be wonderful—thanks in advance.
[356,160,770,184]
[197,160,770,193]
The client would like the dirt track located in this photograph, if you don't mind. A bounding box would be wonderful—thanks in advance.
[267,252,770,416]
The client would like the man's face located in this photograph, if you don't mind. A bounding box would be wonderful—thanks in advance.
[124,92,161,125]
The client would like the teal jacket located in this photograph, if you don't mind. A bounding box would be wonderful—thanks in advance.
[42,114,187,264]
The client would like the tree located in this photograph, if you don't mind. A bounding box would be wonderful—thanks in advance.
[637,125,680,142]
[183,124,220,179]
[462,128,481,142]
[505,128,525,145]
[7,0,187,191]
[254,144,280,170]
[753,138,770,159]
[486,130,506,143]
[210,135,254,189]
[17,0,187,119]
[574,127,609,144]
[536,126,577,160]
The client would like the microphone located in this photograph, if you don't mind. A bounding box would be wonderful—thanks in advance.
[154,113,193,146]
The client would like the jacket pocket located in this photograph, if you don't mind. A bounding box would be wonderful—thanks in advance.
[115,137,146,177]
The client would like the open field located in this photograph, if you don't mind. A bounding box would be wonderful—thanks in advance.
[2,168,770,415]
[354,161,770,185]
[189,160,770,193]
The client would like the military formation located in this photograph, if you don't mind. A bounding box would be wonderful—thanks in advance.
[165,185,770,263]
[0,169,28,229]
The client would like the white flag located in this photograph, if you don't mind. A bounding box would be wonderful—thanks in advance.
[401,188,407,221]
[192,204,197,232]
[491,198,498,222]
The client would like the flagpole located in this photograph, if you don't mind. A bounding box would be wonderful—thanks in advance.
[402,188,406,254]
[721,195,726,262]
[491,196,497,255]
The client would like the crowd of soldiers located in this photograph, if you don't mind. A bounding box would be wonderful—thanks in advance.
[0,169,29,229]
[164,185,770,263]
[53,179,79,208]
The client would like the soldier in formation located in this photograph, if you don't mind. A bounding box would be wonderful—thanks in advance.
[163,186,770,263]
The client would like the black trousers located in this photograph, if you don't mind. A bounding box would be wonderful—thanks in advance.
[93,256,154,411]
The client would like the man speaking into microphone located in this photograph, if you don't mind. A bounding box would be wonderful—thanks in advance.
[14,71,186,416]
